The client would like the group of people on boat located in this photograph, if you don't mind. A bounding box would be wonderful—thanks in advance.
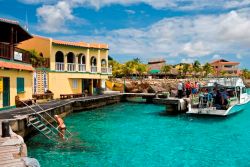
[177,80,231,109]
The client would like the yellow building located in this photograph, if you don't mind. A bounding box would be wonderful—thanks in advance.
[18,35,111,99]
[0,18,33,109]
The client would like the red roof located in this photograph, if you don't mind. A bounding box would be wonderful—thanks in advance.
[210,59,239,65]
[52,39,108,49]
[0,18,19,25]
[0,61,34,71]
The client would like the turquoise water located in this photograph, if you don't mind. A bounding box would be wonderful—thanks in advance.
[27,102,250,167]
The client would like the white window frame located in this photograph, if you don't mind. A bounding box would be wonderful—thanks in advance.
[73,79,78,89]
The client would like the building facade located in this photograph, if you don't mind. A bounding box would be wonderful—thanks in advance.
[0,18,33,109]
[210,59,240,76]
[18,35,111,98]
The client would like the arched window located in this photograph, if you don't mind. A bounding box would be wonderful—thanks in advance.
[67,52,75,63]
[90,56,97,66]
[101,59,107,67]
[39,52,43,57]
[78,54,86,64]
[55,51,64,62]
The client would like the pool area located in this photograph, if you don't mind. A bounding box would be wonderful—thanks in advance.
[26,101,250,167]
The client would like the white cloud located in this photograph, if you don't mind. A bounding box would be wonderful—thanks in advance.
[21,0,250,10]
[182,41,211,57]
[125,9,136,14]
[56,9,250,63]
[181,58,194,64]
[36,1,75,33]
[212,54,221,60]
[236,54,243,59]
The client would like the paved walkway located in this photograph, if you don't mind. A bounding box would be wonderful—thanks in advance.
[0,121,26,167]
[0,94,121,120]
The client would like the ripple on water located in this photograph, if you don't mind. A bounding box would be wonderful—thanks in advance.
[26,101,250,167]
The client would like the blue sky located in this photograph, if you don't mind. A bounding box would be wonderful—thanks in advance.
[1,0,250,68]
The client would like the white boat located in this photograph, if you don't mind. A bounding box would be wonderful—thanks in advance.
[186,77,250,116]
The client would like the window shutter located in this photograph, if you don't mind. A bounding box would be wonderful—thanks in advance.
[17,77,25,93]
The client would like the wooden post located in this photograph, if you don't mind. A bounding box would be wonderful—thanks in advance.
[10,27,14,60]
[2,121,10,137]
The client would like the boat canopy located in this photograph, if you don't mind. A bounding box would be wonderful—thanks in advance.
[204,77,245,88]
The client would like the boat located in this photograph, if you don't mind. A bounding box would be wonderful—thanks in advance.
[186,77,250,116]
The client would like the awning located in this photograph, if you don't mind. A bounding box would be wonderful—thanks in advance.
[149,69,160,74]
[0,61,34,71]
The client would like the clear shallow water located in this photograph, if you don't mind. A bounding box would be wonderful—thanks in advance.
[27,101,250,167]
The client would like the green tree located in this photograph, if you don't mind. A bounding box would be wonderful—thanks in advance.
[193,60,201,77]
[29,49,45,67]
[108,60,123,78]
[136,64,148,82]
[203,63,213,77]
[161,65,172,78]
[220,70,227,76]
[182,64,190,77]
[241,69,250,79]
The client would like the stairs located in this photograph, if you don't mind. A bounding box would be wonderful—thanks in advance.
[19,100,73,142]
[28,116,57,141]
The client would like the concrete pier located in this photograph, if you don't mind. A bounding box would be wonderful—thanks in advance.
[0,94,122,139]
[153,97,189,114]
[0,121,27,167]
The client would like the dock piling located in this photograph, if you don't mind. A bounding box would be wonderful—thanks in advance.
[2,121,10,137]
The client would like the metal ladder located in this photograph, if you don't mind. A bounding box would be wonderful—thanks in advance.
[20,100,73,142]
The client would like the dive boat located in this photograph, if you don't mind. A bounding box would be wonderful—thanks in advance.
[186,77,250,116]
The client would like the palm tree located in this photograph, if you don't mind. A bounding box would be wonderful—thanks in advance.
[202,63,213,77]
[220,70,227,76]
[161,65,172,78]
[193,60,201,77]
[29,49,45,67]
[241,69,250,79]
[136,64,148,82]
[182,64,190,77]
[108,60,123,77]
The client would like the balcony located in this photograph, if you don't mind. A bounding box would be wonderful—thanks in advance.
[108,67,112,74]
[78,64,86,72]
[91,66,97,73]
[55,62,64,71]
[0,43,31,64]
[101,67,108,73]
[67,63,76,72]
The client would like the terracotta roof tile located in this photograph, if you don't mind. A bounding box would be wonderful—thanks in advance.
[0,61,34,71]
[52,39,108,49]
[0,18,19,25]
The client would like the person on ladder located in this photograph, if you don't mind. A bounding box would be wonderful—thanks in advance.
[54,115,66,139]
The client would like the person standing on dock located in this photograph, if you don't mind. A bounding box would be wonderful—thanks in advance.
[177,80,184,98]
[185,81,191,98]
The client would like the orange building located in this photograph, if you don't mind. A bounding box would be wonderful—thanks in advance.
[210,59,240,76]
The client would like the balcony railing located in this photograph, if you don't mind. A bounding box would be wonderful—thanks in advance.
[67,63,76,72]
[101,67,108,73]
[0,43,31,64]
[0,43,10,59]
[108,67,112,74]
[91,66,97,73]
[55,62,64,71]
[79,64,86,72]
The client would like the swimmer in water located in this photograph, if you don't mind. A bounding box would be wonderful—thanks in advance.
[54,115,66,139]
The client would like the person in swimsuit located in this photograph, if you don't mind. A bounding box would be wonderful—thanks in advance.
[54,115,66,139]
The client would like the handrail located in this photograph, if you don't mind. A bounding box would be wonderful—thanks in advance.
[19,100,68,140]
[34,103,73,137]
